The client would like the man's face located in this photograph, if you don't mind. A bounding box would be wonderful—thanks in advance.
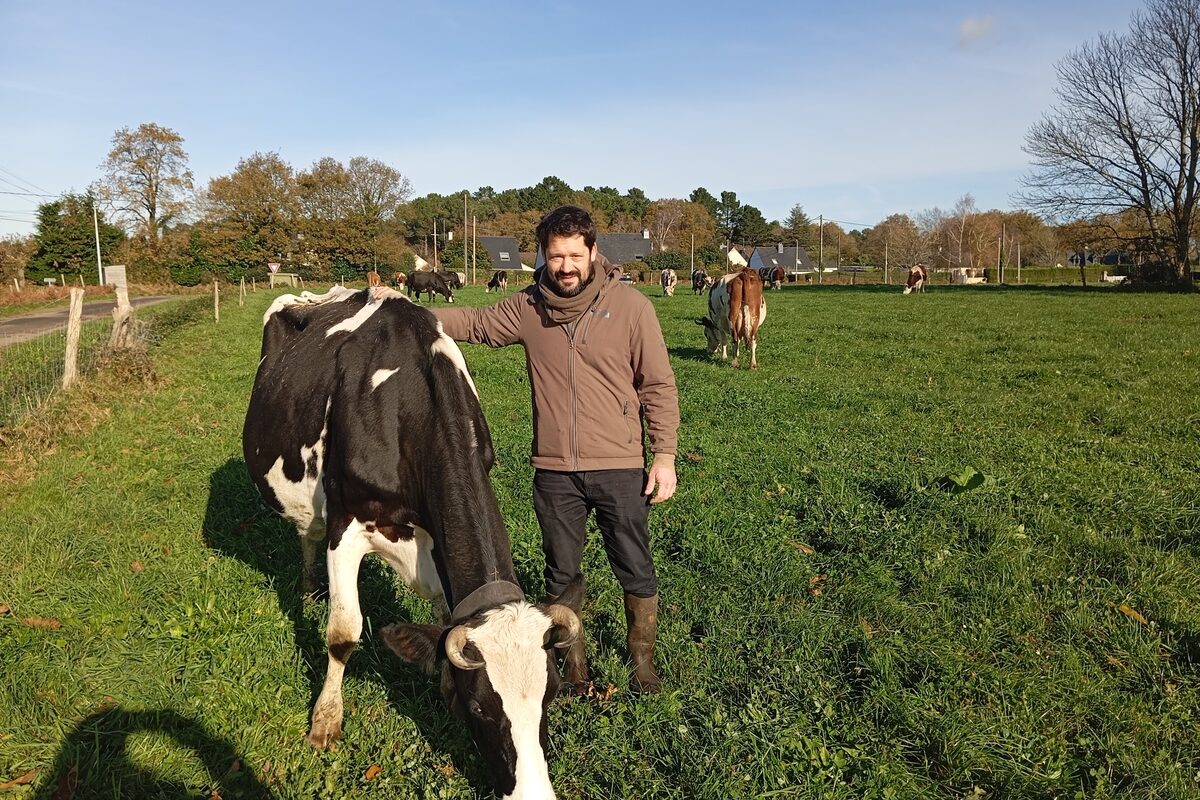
[544,234,595,297]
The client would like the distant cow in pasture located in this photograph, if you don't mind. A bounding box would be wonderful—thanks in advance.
[691,269,714,295]
[392,272,407,287]
[660,268,678,296]
[366,270,382,287]
[486,270,509,293]
[903,264,928,295]
[760,266,785,290]
[437,270,466,290]
[407,271,455,303]
[695,269,767,369]
[243,286,580,798]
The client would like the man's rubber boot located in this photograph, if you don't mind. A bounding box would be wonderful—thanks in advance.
[548,577,589,695]
[624,593,661,694]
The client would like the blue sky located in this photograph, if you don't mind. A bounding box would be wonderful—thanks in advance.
[1,1,1143,237]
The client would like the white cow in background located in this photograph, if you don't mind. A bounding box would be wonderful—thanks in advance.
[660,268,678,296]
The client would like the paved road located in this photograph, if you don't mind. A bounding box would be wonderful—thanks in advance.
[0,296,176,348]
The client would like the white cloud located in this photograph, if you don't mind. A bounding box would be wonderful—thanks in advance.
[958,15,996,46]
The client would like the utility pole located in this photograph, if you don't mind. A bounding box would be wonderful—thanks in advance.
[92,203,103,285]
[463,192,468,282]
[885,239,889,284]
[472,214,477,286]
[433,220,439,271]
[1016,240,1022,285]
[818,214,824,284]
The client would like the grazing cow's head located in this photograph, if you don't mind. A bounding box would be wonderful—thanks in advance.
[694,316,720,353]
[381,590,581,799]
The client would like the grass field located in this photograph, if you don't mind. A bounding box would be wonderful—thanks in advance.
[1,282,1197,799]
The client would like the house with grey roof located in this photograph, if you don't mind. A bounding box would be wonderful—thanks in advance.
[478,236,532,270]
[749,243,818,274]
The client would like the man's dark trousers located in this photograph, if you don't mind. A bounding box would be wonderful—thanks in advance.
[533,468,658,598]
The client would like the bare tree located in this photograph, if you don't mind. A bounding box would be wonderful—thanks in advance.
[1021,0,1199,284]
[99,123,194,245]
[648,199,686,252]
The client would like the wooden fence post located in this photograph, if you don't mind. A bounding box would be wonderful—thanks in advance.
[252,277,256,292]
[63,288,85,389]
[214,280,220,323]
[239,276,246,307]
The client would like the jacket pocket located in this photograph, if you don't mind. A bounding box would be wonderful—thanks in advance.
[623,400,637,444]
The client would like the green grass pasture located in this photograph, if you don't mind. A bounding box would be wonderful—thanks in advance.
[1,284,1197,799]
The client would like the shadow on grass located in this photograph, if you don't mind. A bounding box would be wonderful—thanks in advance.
[32,708,275,799]
[668,346,716,364]
[201,458,489,794]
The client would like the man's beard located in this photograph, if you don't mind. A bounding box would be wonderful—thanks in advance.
[549,269,594,298]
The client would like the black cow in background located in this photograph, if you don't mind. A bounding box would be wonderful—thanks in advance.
[486,270,509,293]
[407,271,454,303]
[437,270,466,290]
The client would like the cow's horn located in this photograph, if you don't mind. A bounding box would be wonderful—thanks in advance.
[444,626,485,670]
[546,604,582,649]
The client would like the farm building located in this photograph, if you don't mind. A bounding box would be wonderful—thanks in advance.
[479,236,533,271]
[748,243,819,277]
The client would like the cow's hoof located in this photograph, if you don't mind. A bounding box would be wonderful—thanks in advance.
[307,721,342,750]
[731,360,740,368]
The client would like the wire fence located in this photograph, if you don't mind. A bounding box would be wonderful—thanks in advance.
[0,316,111,429]
[0,296,210,432]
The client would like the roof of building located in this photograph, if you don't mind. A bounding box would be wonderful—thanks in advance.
[478,236,527,270]
[596,232,653,266]
[749,245,818,271]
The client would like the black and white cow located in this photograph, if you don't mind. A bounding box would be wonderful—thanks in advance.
[659,268,678,297]
[243,286,579,798]
[437,270,466,290]
[691,268,713,295]
[407,271,455,303]
[486,270,509,293]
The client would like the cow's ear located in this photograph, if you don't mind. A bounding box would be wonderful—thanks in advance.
[693,318,706,326]
[380,623,446,673]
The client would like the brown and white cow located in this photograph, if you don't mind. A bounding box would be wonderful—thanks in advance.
[660,268,678,296]
[903,264,928,295]
[367,270,382,287]
[694,269,767,369]
[392,271,407,288]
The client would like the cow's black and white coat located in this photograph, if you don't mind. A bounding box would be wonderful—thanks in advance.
[243,286,578,799]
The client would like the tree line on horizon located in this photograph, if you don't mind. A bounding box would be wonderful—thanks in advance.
[0,134,1124,288]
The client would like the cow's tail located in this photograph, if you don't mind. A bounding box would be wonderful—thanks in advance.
[728,274,745,340]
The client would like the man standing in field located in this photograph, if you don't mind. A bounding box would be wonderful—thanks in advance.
[425,205,679,694]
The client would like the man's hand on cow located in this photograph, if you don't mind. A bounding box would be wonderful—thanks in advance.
[643,454,677,504]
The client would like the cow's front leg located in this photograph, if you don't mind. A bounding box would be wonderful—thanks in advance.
[308,528,369,749]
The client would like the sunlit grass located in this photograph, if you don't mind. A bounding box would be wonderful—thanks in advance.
[1,283,1197,799]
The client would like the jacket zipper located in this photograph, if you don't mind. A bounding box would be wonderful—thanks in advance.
[568,283,606,468]
[568,331,577,470]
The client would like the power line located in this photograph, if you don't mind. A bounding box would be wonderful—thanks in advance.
[0,165,51,195]
[0,189,59,198]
